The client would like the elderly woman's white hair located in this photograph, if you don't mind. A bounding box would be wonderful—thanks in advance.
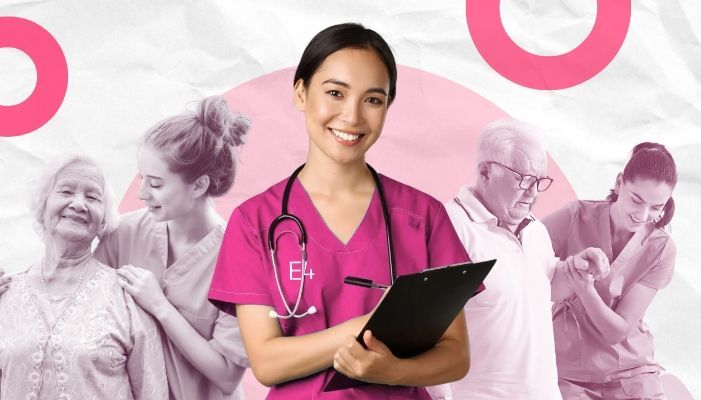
[30,155,119,240]
[476,118,547,168]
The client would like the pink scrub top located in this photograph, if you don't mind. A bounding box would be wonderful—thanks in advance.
[95,209,248,400]
[542,201,676,383]
[208,175,471,400]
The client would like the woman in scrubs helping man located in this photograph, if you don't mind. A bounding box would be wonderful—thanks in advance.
[208,23,472,399]
[544,143,678,399]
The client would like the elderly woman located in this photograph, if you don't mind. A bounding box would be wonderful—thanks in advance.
[0,155,168,400]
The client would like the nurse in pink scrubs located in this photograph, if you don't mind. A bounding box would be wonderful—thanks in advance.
[94,96,251,400]
[208,23,471,399]
[543,143,678,399]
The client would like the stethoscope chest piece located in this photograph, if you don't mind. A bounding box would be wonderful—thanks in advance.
[267,164,395,319]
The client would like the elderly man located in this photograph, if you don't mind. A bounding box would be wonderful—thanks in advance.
[434,119,608,400]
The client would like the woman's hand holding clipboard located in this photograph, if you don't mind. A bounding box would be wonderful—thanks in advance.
[325,259,496,391]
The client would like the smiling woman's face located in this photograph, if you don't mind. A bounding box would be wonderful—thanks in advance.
[611,177,673,233]
[136,145,198,222]
[43,162,106,244]
[294,47,390,166]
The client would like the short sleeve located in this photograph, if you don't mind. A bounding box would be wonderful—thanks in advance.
[427,204,484,295]
[125,293,168,400]
[208,310,250,368]
[208,208,271,316]
[95,231,119,268]
[533,221,559,281]
[428,205,485,296]
[546,255,558,281]
[426,383,452,399]
[542,202,578,259]
[427,204,471,268]
[638,238,676,290]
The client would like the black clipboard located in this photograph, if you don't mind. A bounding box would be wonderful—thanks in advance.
[323,259,495,392]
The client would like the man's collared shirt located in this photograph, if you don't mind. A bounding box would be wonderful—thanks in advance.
[441,186,561,400]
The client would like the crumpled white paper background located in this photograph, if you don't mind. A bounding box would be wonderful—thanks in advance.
[1,0,699,397]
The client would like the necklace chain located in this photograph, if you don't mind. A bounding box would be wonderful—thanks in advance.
[40,257,93,301]
[32,256,95,398]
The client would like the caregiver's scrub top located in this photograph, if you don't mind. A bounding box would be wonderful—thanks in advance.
[96,209,248,400]
[209,175,471,400]
[543,200,675,383]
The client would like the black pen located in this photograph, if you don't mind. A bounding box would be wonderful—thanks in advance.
[344,276,389,290]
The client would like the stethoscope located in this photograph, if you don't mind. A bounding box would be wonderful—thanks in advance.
[267,163,396,319]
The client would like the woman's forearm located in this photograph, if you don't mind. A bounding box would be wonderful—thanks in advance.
[391,314,469,386]
[247,314,368,386]
[577,286,629,344]
[241,305,468,387]
[551,260,574,301]
[155,303,244,394]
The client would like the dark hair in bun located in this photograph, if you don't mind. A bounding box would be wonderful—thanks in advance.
[142,95,250,197]
[607,142,677,228]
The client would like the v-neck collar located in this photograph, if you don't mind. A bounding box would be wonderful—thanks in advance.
[601,202,653,264]
[599,202,654,299]
[153,219,225,283]
[289,177,382,253]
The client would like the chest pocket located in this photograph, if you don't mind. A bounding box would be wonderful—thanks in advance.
[164,273,220,338]
[177,303,220,338]
[553,297,584,365]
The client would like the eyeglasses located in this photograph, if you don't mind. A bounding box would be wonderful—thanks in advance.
[488,161,553,192]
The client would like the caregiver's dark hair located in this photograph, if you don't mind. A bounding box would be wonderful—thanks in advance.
[293,23,398,105]
[607,142,678,229]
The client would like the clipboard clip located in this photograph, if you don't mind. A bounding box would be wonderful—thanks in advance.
[421,261,471,274]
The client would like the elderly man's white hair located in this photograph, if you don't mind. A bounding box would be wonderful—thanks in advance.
[476,118,547,167]
[30,154,119,240]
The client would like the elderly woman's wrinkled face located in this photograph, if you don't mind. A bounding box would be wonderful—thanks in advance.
[43,162,106,243]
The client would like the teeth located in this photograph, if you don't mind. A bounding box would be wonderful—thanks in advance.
[65,216,87,224]
[331,129,360,142]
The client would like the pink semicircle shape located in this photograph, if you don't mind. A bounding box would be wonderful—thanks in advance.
[0,17,68,137]
[119,66,577,217]
[466,0,631,90]
[117,66,578,399]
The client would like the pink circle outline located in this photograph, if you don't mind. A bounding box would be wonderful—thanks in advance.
[0,17,68,137]
[466,0,631,90]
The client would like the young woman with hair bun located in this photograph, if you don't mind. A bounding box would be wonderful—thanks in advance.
[94,95,251,400]
[543,142,678,399]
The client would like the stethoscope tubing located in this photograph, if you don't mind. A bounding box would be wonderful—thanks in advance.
[267,163,395,319]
